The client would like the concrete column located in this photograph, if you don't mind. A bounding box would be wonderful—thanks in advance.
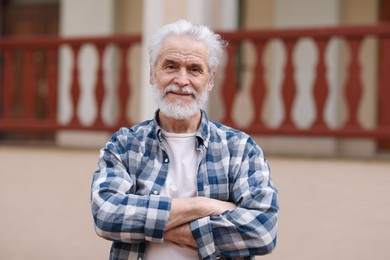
[139,0,163,121]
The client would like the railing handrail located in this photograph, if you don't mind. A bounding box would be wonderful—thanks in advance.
[219,23,390,40]
[0,34,142,47]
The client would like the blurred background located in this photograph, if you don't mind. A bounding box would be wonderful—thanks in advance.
[0,0,390,259]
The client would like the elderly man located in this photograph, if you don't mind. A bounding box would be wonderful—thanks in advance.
[91,19,279,260]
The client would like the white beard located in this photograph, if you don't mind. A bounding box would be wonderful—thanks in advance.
[151,84,209,120]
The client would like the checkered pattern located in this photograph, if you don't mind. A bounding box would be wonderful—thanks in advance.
[91,110,279,260]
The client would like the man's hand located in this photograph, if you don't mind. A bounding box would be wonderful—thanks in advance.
[164,224,198,248]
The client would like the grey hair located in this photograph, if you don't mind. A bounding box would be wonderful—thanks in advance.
[148,19,227,74]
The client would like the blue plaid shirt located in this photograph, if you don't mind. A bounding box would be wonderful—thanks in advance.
[91,110,279,260]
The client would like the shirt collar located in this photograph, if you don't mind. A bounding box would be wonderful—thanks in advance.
[196,110,210,148]
[153,109,210,148]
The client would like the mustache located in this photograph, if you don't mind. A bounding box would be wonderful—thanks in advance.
[163,85,198,96]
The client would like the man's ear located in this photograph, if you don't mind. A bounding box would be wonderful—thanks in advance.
[149,66,154,85]
[207,69,217,91]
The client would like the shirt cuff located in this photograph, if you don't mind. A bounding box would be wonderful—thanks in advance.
[190,216,217,259]
[144,195,171,243]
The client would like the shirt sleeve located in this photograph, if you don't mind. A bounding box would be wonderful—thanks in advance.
[91,128,172,244]
[190,138,279,259]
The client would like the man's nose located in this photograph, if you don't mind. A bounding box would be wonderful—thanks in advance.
[173,68,190,87]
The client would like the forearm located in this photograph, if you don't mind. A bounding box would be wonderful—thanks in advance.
[166,196,236,230]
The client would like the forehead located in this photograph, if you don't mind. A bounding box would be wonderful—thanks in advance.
[157,36,208,65]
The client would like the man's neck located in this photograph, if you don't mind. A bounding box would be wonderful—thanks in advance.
[158,111,201,133]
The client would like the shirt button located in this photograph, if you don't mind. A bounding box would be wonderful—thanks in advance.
[153,190,158,195]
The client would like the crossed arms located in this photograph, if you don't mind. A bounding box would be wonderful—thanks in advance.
[91,131,278,258]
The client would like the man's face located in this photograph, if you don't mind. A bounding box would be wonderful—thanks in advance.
[150,36,214,120]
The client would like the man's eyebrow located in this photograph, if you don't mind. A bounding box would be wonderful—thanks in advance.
[160,58,206,70]
[188,62,202,67]
[161,59,178,66]
[187,61,206,69]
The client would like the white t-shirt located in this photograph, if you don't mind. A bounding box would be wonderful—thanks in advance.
[146,130,199,259]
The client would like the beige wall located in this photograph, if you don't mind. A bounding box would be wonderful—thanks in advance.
[243,0,274,29]
[341,0,378,24]
[164,0,187,22]
[115,0,143,34]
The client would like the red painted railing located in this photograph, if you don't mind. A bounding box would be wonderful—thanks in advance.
[0,35,141,132]
[218,24,390,138]
[1,24,390,138]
